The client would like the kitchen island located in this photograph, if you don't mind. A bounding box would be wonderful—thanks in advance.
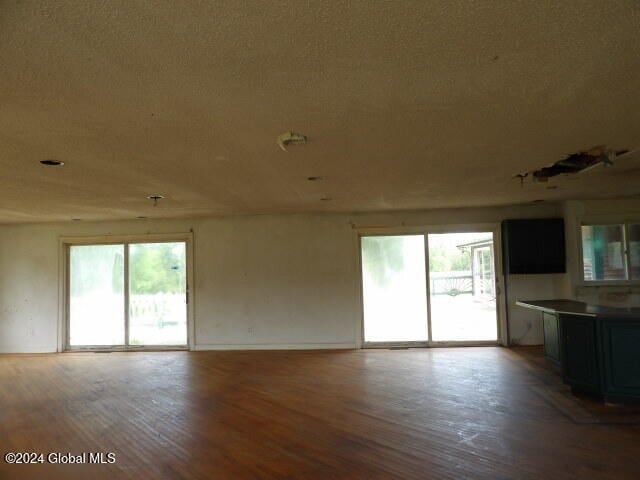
[516,299,640,403]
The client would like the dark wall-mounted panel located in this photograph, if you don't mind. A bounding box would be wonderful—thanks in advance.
[502,218,566,274]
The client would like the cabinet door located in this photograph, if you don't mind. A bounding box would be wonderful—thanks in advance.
[560,314,600,392]
[542,312,560,365]
[601,319,640,399]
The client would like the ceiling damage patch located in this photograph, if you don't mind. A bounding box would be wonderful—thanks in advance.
[515,146,631,185]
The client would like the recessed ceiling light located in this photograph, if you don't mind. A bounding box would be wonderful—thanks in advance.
[40,159,64,166]
[307,176,323,181]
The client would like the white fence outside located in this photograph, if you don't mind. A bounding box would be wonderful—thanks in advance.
[70,292,187,346]
[129,293,186,327]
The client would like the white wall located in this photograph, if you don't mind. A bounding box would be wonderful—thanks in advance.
[0,226,59,352]
[0,203,568,353]
[0,215,359,352]
[192,215,358,349]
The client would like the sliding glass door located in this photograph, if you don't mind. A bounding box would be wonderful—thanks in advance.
[129,242,187,346]
[361,236,428,342]
[68,241,188,349]
[361,229,500,346]
[69,245,125,346]
[428,232,498,342]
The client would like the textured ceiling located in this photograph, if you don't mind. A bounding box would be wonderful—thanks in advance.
[1,0,639,223]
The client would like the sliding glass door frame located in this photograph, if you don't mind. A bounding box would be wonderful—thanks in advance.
[357,223,508,348]
[58,233,194,352]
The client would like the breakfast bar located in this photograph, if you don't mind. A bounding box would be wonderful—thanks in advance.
[516,299,640,403]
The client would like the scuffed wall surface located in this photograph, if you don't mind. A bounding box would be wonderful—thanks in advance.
[0,215,360,352]
[574,286,640,307]
[0,228,58,352]
[193,215,358,348]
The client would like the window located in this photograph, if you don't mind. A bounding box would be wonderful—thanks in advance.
[581,224,640,282]
[68,240,188,348]
[360,230,499,344]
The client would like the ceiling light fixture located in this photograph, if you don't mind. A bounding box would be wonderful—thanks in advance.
[277,131,307,151]
[146,195,164,207]
[40,159,64,166]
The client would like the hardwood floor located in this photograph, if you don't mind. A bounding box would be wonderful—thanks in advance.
[0,347,639,479]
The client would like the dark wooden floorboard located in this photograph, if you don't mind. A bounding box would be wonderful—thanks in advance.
[0,347,638,479]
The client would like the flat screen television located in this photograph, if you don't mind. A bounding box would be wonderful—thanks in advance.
[501,218,566,274]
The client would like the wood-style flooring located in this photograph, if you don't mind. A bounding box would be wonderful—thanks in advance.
[0,347,639,479]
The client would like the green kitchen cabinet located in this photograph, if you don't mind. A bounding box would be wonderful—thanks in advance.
[600,319,640,402]
[542,312,560,365]
[559,314,600,395]
[516,300,640,404]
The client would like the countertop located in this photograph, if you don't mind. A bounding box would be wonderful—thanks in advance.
[515,299,640,319]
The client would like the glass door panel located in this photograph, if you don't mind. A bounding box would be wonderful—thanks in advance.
[69,244,125,346]
[361,235,428,342]
[428,232,498,342]
[128,242,187,346]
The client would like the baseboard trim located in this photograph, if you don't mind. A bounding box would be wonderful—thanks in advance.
[193,342,357,351]
[0,344,358,354]
[509,340,543,346]
[0,346,57,354]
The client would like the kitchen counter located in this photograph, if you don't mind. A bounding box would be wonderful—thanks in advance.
[516,299,640,319]
[517,299,640,404]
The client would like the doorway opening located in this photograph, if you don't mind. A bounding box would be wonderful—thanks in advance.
[360,229,500,346]
[66,239,189,350]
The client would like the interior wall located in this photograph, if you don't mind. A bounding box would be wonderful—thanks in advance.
[192,215,358,349]
[0,215,360,353]
[563,199,640,308]
[0,203,566,353]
